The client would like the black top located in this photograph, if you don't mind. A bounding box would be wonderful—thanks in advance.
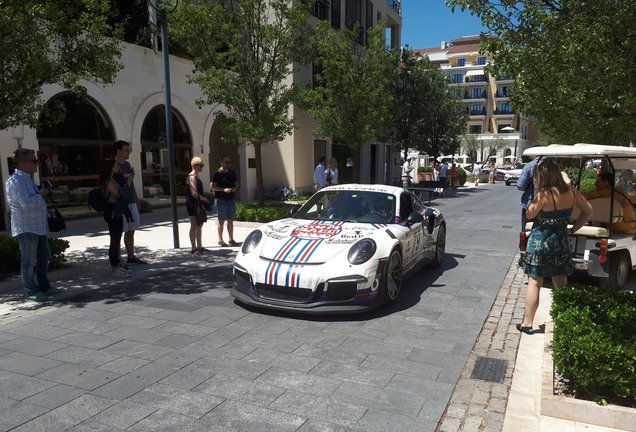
[212,168,238,201]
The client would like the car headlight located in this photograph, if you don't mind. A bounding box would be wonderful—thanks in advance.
[348,239,376,265]
[241,230,263,254]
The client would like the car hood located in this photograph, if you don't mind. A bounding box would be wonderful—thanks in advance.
[258,219,390,264]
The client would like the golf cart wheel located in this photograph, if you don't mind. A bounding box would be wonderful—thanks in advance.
[601,252,630,291]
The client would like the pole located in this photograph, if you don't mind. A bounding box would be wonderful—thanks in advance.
[160,8,179,249]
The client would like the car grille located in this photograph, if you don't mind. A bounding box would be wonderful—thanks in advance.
[256,283,312,303]
[326,281,357,301]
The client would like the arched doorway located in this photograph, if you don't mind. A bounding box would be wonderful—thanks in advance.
[209,117,240,181]
[37,93,115,206]
[140,106,192,197]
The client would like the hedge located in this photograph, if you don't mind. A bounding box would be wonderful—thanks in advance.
[0,234,70,276]
[551,285,636,404]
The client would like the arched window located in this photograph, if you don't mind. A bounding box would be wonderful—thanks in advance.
[140,106,192,196]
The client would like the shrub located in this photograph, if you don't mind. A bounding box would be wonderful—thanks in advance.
[236,204,290,222]
[418,166,433,172]
[458,168,467,186]
[564,167,597,186]
[551,285,636,403]
[264,185,299,201]
[580,178,597,194]
[0,235,70,275]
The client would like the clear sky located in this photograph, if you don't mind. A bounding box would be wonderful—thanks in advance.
[400,1,489,50]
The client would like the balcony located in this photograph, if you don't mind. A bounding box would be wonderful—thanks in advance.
[463,91,486,100]
[387,0,401,14]
[493,109,515,117]
[468,108,487,117]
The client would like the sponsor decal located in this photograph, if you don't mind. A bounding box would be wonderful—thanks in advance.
[291,221,343,239]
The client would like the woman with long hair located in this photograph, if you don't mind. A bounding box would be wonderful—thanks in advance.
[186,156,210,254]
[326,157,339,186]
[518,158,592,334]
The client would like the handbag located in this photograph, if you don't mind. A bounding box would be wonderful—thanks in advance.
[202,200,213,212]
[47,196,66,233]
[196,200,208,225]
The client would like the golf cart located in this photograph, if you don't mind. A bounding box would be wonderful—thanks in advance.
[522,143,636,290]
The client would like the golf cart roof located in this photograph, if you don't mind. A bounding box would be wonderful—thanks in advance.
[523,143,636,159]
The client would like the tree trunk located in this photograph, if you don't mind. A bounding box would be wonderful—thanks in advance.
[254,141,265,206]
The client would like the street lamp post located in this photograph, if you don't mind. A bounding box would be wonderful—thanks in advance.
[150,0,179,249]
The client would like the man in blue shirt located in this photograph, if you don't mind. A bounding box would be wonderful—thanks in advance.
[5,149,60,301]
[517,155,540,230]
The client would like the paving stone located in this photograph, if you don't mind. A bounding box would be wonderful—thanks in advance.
[150,321,216,338]
[2,322,75,340]
[406,348,468,370]
[0,370,57,399]
[418,398,449,423]
[35,362,121,390]
[196,314,241,330]
[188,357,271,381]
[0,335,68,356]
[106,314,166,329]
[91,399,158,429]
[68,420,126,431]
[45,345,121,368]
[201,399,306,432]
[244,348,322,373]
[338,336,413,359]
[194,373,285,407]
[62,309,120,322]
[0,351,61,375]
[255,368,341,397]
[158,364,217,390]
[52,331,123,350]
[126,409,217,432]
[386,374,454,402]
[90,363,178,400]
[0,396,49,431]
[58,318,122,335]
[353,408,437,432]
[332,381,426,417]
[296,419,355,432]
[292,344,368,367]
[23,384,88,409]
[150,309,209,324]
[129,383,223,418]
[106,303,163,317]
[101,340,174,361]
[359,353,442,381]
[97,356,149,374]
[268,390,366,428]
[102,326,171,344]
[310,360,394,387]
[151,334,199,349]
[53,394,117,423]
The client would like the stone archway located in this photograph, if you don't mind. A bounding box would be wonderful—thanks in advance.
[140,106,192,197]
[208,118,240,182]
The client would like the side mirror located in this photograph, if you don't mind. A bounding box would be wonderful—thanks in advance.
[288,206,299,217]
[406,212,424,226]
[424,208,436,234]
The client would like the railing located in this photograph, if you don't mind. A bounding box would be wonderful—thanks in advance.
[494,109,515,115]
[387,0,401,14]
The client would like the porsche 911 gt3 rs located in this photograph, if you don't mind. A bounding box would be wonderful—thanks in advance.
[232,184,445,313]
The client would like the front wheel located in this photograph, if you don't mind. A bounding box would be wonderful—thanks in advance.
[601,252,630,291]
[505,181,511,186]
[381,249,403,306]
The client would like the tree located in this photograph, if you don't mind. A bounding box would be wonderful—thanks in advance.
[447,0,636,145]
[461,133,480,163]
[170,0,311,205]
[302,20,398,181]
[0,0,122,131]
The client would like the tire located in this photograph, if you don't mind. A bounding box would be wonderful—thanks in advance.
[431,224,446,267]
[505,181,511,186]
[601,252,630,291]
[381,249,403,305]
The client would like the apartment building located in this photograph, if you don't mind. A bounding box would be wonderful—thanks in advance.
[415,35,539,165]
[0,1,402,229]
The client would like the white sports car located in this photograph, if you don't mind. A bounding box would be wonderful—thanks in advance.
[232,184,446,313]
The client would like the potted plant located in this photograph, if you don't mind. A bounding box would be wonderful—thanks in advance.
[417,166,434,182]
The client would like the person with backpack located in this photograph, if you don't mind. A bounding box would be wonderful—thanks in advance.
[100,159,131,278]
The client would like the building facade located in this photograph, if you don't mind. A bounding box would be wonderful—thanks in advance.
[0,0,402,230]
[415,35,540,165]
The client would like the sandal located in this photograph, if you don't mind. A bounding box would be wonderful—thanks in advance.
[516,323,534,335]
[197,248,209,254]
[190,249,196,254]
[218,241,228,247]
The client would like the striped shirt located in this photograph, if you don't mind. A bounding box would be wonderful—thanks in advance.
[5,170,48,236]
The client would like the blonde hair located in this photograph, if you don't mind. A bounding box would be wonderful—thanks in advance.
[534,158,569,193]
[191,156,203,167]
[329,157,338,169]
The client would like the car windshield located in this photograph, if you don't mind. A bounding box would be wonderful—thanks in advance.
[293,190,396,224]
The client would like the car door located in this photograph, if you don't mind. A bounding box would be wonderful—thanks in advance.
[399,192,425,269]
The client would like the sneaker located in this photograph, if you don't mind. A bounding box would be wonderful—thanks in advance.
[118,264,131,274]
[112,267,131,278]
[26,293,49,302]
[119,262,130,270]
[228,240,239,247]
[218,241,228,247]
[43,288,64,296]
[126,257,147,265]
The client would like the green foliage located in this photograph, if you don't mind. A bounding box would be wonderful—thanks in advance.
[447,0,636,145]
[236,203,290,223]
[0,0,122,130]
[418,166,434,172]
[301,20,398,180]
[580,178,597,194]
[170,0,312,205]
[0,235,70,275]
[458,167,467,186]
[551,285,636,403]
[563,167,597,188]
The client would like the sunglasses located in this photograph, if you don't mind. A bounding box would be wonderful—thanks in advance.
[196,163,205,167]
[223,160,231,164]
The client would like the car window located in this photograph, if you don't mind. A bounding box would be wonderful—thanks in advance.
[293,190,396,224]
[410,193,424,214]
[399,193,414,221]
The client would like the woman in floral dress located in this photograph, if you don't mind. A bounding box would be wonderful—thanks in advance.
[518,158,592,334]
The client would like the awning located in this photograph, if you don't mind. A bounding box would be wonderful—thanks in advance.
[465,70,485,77]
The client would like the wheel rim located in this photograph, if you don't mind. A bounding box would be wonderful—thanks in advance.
[436,225,446,263]
[386,251,403,300]
[617,256,629,287]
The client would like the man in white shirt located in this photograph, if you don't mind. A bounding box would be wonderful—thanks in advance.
[472,164,482,186]
[438,161,449,187]
[402,157,414,187]
[314,156,327,192]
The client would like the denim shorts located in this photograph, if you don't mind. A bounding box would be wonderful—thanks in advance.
[215,199,236,221]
